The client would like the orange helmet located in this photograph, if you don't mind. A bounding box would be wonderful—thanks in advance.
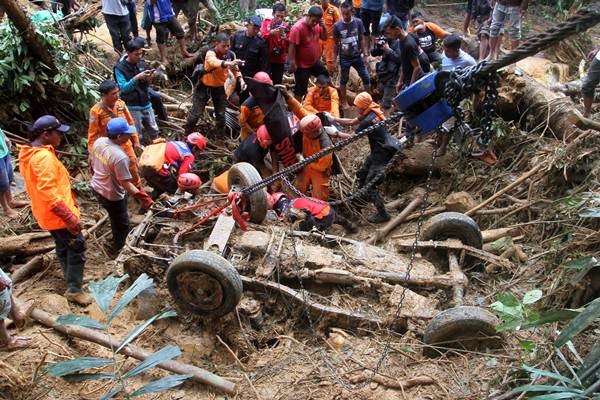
[253,71,273,85]
[268,192,287,208]
[353,92,373,110]
[256,125,271,147]
[299,114,322,135]
[177,173,202,191]
[187,132,207,151]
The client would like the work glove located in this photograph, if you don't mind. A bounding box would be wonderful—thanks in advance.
[51,200,81,235]
[134,189,154,210]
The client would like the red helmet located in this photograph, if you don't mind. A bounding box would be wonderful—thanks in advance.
[253,71,273,85]
[256,125,271,147]
[299,114,322,135]
[177,173,202,191]
[268,192,287,208]
[187,132,207,151]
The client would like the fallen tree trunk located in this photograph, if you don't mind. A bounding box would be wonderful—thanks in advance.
[0,231,55,257]
[391,141,455,176]
[367,188,425,245]
[29,307,237,394]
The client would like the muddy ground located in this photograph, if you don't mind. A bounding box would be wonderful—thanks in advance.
[1,2,600,400]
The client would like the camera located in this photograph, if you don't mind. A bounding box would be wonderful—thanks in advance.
[272,47,282,56]
[370,36,388,57]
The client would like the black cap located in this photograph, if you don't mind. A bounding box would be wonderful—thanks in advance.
[29,115,70,134]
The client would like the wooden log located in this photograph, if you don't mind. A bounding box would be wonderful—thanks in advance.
[390,141,455,176]
[366,188,425,245]
[481,227,522,243]
[28,307,236,394]
[11,214,108,284]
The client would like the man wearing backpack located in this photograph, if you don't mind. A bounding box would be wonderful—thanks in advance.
[185,33,243,134]
[88,80,143,188]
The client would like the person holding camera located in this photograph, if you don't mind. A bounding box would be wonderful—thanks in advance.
[114,38,160,145]
[260,3,289,85]
[370,36,401,110]
[288,6,330,99]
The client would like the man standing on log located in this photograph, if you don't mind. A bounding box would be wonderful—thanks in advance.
[18,116,92,306]
[487,0,527,60]
[288,6,329,100]
[88,80,143,189]
[102,0,132,54]
[582,47,600,118]
[90,118,153,255]
[114,38,160,145]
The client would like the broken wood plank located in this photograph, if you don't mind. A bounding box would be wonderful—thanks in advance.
[28,306,237,394]
[367,188,425,245]
[349,372,435,390]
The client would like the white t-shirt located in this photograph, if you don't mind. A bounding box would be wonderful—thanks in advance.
[102,0,129,16]
[595,49,600,61]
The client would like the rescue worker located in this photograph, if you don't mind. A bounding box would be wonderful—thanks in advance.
[90,118,154,254]
[185,33,243,134]
[233,124,274,179]
[333,92,399,223]
[18,116,92,305]
[239,72,272,140]
[260,3,289,85]
[296,114,333,201]
[303,75,340,117]
[139,132,207,195]
[269,192,357,233]
[114,37,160,144]
[88,80,143,189]
[320,0,341,74]
[231,16,270,83]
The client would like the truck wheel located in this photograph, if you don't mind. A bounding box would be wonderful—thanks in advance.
[420,212,483,268]
[166,250,242,317]
[228,162,268,224]
[423,306,499,357]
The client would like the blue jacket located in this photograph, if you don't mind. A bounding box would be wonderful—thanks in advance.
[145,0,174,24]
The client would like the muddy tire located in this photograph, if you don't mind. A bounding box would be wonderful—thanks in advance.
[166,250,243,317]
[228,162,268,223]
[420,212,482,268]
[423,306,499,357]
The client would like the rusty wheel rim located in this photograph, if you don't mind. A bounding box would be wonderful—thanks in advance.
[175,271,224,311]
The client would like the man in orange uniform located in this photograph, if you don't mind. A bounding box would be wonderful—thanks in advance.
[303,75,340,117]
[18,116,92,306]
[320,0,341,73]
[88,80,143,188]
[239,72,272,140]
[185,32,243,134]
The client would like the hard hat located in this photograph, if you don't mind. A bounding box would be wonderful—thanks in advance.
[353,92,373,110]
[177,173,202,191]
[299,114,322,135]
[253,71,273,85]
[256,125,271,147]
[267,192,287,208]
[186,132,207,151]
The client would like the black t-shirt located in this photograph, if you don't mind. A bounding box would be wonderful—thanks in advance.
[399,34,431,84]
[231,31,270,77]
[410,28,436,54]
[466,0,492,19]
[357,112,400,165]
[233,134,268,166]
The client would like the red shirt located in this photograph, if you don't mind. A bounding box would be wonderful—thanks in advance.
[261,18,289,64]
[289,19,323,68]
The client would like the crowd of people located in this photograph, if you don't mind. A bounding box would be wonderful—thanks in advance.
[2,0,599,351]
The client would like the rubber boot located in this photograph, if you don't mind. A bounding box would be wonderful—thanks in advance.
[367,193,390,224]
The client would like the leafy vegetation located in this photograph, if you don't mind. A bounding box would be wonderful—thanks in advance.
[46,274,191,399]
[0,11,99,116]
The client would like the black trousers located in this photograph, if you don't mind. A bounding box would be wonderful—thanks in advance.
[185,84,226,134]
[141,168,178,196]
[126,0,139,37]
[104,13,132,53]
[93,190,130,251]
[149,88,168,121]
[49,229,86,293]
[356,155,387,210]
[293,61,329,98]
[270,62,285,85]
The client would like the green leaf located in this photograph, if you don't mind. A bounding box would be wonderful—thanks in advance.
[100,385,124,400]
[521,310,579,329]
[123,345,181,379]
[46,357,115,377]
[556,297,600,347]
[490,301,522,319]
[130,374,193,397]
[492,237,513,253]
[579,208,600,218]
[522,364,578,386]
[55,314,107,331]
[62,373,115,382]
[116,310,176,353]
[514,385,583,393]
[563,256,600,270]
[88,275,128,315]
[107,274,153,323]
[530,393,587,400]
[523,290,543,305]
[497,292,521,307]
[520,340,536,351]
[496,318,523,333]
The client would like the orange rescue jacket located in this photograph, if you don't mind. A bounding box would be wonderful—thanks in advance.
[303,86,340,117]
[239,97,265,140]
[201,50,241,88]
[18,144,79,230]
[321,3,340,36]
[88,99,140,152]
